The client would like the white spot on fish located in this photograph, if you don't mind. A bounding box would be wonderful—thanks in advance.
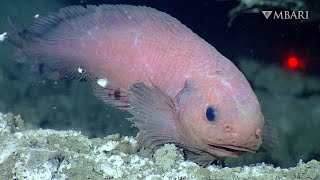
[77,67,84,74]
[134,33,142,46]
[97,78,109,88]
[34,14,40,19]
[0,32,7,42]
[221,79,231,89]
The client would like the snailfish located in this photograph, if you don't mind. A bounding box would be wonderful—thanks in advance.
[6,5,274,166]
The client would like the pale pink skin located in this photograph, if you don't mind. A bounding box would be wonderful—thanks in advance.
[19,6,264,158]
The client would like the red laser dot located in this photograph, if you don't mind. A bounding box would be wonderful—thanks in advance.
[287,56,299,70]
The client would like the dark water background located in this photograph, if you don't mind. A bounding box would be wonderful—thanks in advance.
[0,0,319,167]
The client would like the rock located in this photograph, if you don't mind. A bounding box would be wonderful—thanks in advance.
[0,112,319,179]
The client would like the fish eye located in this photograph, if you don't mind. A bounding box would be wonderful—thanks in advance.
[206,106,216,121]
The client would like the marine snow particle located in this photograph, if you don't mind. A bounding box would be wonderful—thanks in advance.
[77,67,84,74]
[34,14,40,19]
[0,32,7,42]
[97,78,109,88]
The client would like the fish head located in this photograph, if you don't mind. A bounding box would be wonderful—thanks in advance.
[178,75,264,158]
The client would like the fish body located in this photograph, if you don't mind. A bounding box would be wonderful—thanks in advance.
[6,5,271,166]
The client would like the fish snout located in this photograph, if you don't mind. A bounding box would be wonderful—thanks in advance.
[223,123,262,152]
[255,128,262,140]
[243,127,262,151]
[211,100,264,153]
[235,100,264,151]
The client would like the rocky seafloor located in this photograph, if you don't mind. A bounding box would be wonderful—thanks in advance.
[1,113,319,180]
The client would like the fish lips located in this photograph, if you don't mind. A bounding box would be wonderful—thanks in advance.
[203,140,256,157]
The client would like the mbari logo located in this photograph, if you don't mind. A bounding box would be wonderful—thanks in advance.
[262,10,309,20]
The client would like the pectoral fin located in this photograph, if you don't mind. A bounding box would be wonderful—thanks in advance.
[260,119,278,152]
[128,82,182,148]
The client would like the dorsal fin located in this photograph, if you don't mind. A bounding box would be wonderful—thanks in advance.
[9,4,192,46]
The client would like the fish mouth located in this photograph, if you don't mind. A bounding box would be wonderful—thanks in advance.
[203,140,256,156]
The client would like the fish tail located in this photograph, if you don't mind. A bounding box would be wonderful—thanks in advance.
[5,6,90,78]
[6,17,33,64]
[6,5,135,109]
[6,17,25,48]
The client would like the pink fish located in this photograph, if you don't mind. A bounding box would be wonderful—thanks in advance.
[7,5,275,166]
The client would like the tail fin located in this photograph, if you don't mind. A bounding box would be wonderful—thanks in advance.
[6,17,25,48]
